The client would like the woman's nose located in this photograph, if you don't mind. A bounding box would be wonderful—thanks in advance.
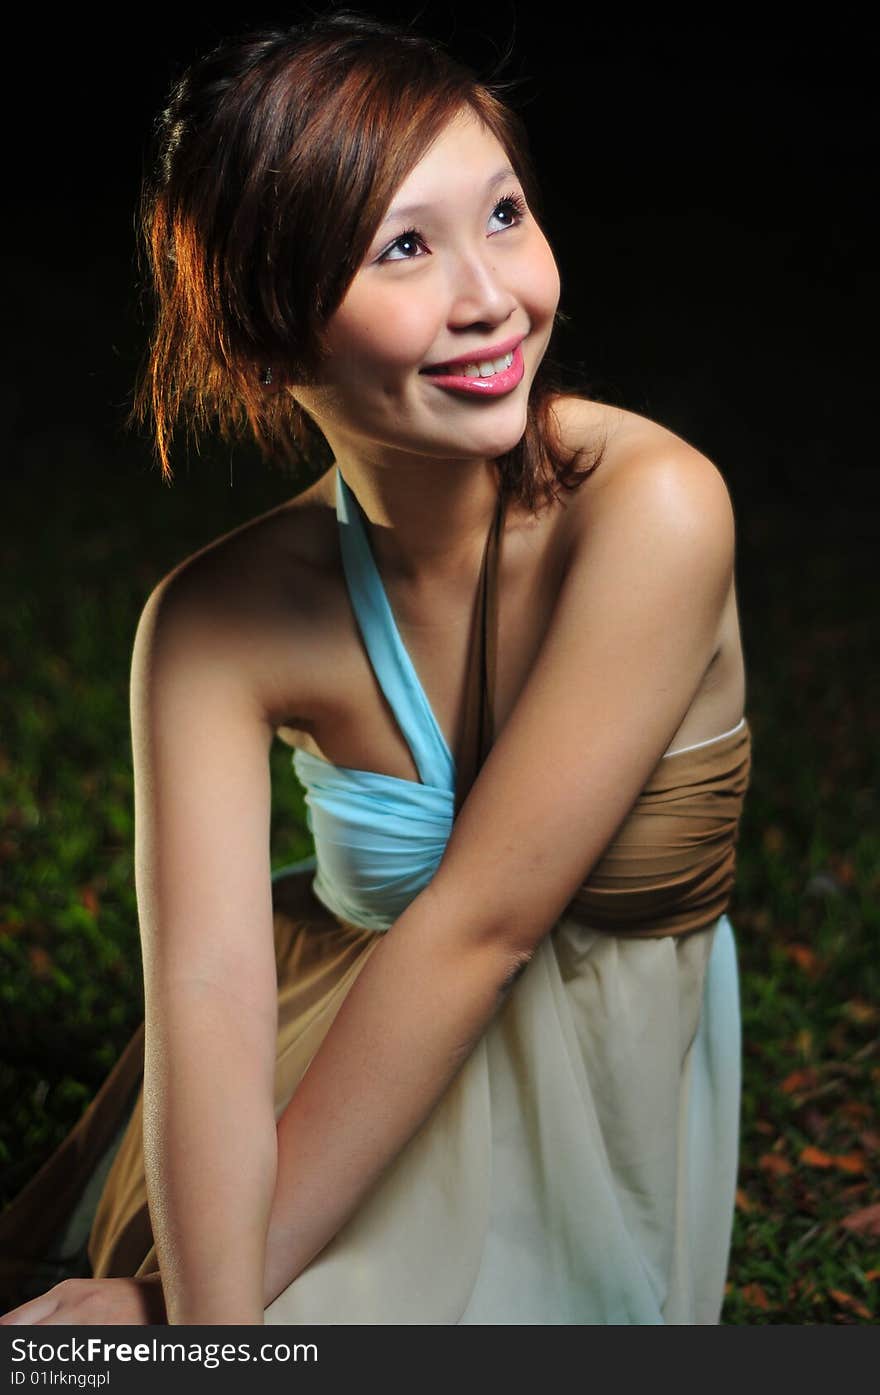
[446,248,518,328]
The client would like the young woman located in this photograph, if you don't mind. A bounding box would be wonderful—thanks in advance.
[0,10,751,1325]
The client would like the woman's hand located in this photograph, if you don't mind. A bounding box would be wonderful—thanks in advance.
[0,1273,166,1326]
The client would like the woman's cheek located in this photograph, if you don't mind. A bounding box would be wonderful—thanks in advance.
[348,295,439,375]
[379,296,444,374]
[535,246,562,321]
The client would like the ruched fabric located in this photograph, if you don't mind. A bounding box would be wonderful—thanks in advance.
[567,718,752,937]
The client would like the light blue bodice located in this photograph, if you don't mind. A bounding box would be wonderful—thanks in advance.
[286,467,458,931]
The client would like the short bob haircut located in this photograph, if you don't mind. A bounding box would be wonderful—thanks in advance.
[130,9,607,510]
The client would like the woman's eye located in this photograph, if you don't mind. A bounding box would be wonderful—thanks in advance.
[380,230,426,263]
[489,194,527,233]
[378,193,527,264]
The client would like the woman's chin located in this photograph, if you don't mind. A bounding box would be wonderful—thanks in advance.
[431,405,529,460]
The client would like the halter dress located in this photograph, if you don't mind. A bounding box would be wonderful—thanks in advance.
[0,465,752,1324]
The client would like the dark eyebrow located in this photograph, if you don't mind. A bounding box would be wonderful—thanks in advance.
[376,165,518,232]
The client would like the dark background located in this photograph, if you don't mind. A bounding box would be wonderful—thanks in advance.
[4,4,876,534]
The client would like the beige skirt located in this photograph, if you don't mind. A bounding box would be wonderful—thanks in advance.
[0,861,741,1324]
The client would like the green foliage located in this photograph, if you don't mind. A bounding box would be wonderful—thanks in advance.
[719,526,880,1323]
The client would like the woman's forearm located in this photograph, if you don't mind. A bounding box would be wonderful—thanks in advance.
[139,893,522,1320]
[143,984,278,1324]
[259,888,523,1309]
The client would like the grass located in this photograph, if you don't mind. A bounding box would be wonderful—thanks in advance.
[0,432,877,1324]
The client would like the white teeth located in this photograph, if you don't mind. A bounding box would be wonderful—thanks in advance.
[440,350,514,378]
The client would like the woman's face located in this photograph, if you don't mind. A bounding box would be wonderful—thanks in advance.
[290,105,562,467]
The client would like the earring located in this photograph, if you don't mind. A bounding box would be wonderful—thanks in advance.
[259,366,273,386]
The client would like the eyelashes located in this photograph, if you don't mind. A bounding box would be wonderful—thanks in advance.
[492,190,528,229]
[377,191,528,264]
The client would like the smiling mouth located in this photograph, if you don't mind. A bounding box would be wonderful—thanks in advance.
[422,349,516,378]
[420,344,526,397]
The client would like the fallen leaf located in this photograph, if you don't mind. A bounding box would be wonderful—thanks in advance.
[28,946,53,979]
[741,1282,771,1310]
[832,1152,867,1175]
[760,1152,794,1176]
[781,1068,819,1094]
[736,1187,755,1213]
[841,1204,880,1237]
[829,1289,872,1320]
[864,1269,880,1282]
[790,1278,817,1301]
[858,1130,880,1154]
[801,1145,834,1168]
[840,1102,872,1123]
[783,943,824,977]
[842,998,878,1025]
[79,885,100,916]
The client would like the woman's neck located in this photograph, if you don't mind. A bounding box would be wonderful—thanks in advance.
[332,450,505,590]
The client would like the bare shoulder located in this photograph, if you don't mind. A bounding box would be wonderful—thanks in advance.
[551,392,703,462]
[551,394,735,552]
[139,468,339,727]
[546,395,745,754]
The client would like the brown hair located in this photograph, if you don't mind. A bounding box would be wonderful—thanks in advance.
[129,8,607,510]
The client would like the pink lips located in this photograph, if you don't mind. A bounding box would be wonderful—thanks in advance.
[422,343,526,397]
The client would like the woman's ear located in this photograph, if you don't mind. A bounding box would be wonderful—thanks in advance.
[258,363,295,396]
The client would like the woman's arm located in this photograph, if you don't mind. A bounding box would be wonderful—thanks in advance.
[142,986,277,1324]
[137,909,522,1318]
[131,569,282,1325]
[261,891,523,1304]
[255,448,737,1306]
